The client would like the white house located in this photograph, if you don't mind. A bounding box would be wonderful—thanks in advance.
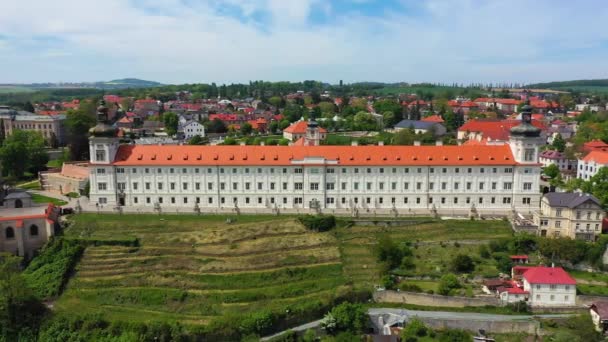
[589,301,608,333]
[179,121,205,140]
[577,150,608,180]
[519,266,576,307]
[539,150,576,172]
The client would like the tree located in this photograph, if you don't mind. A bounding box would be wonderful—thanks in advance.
[162,112,179,136]
[65,108,96,160]
[401,318,429,340]
[587,167,608,209]
[23,101,35,113]
[207,118,227,133]
[327,303,368,334]
[543,164,560,179]
[393,128,415,145]
[449,254,474,273]
[0,130,48,178]
[279,119,291,131]
[552,133,566,152]
[382,111,396,128]
[268,121,279,134]
[374,99,402,121]
[268,96,283,109]
[318,101,336,115]
[0,254,46,340]
[374,236,413,274]
[437,273,461,295]
[240,123,253,135]
[0,119,5,146]
[352,111,378,131]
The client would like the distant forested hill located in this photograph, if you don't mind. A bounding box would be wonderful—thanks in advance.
[528,79,608,93]
[95,78,164,89]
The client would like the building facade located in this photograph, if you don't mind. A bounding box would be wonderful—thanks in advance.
[0,106,66,145]
[0,204,60,258]
[533,192,604,241]
[577,150,608,180]
[538,150,576,171]
[521,267,576,307]
[88,102,543,215]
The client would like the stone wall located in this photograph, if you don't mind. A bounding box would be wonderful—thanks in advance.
[373,290,501,307]
[419,317,539,335]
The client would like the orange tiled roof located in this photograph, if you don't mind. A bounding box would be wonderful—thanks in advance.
[459,119,546,141]
[582,150,608,164]
[111,144,518,166]
[283,121,328,134]
[421,115,444,123]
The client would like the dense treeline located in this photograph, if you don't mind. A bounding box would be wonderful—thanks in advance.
[528,79,608,89]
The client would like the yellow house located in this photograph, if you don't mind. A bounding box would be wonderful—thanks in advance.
[534,192,605,241]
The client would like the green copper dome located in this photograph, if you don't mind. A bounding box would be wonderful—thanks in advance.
[89,99,118,137]
[510,104,541,137]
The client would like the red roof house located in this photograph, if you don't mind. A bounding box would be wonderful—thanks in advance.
[421,115,445,123]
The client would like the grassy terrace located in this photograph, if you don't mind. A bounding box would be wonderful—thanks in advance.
[57,214,349,325]
[55,214,514,328]
[337,219,513,291]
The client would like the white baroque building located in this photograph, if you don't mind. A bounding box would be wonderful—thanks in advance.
[88,102,543,216]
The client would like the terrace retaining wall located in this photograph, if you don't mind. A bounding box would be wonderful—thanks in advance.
[374,290,501,307]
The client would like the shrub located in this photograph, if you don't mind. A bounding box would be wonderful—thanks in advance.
[298,215,336,232]
[398,283,423,293]
[22,238,85,299]
[437,273,460,296]
[402,318,428,340]
[449,254,474,273]
[478,245,490,258]
[326,302,368,334]
[375,235,413,273]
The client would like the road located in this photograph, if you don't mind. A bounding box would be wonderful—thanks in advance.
[261,308,572,341]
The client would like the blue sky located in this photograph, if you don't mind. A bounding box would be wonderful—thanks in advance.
[1,0,608,84]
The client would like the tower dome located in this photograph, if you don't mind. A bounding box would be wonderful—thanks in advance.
[510,104,541,137]
[89,99,118,137]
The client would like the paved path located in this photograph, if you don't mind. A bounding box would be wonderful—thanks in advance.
[261,308,572,341]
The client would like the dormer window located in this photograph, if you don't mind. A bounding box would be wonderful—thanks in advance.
[524,148,535,162]
[95,150,105,162]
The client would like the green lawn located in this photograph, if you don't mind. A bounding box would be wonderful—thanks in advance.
[31,194,67,206]
[16,180,42,190]
[47,159,64,168]
[568,269,608,283]
[57,214,349,326]
[0,86,35,93]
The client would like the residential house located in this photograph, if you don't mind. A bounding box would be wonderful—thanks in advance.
[283,120,327,142]
[583,140,608,154]
[179,121,206,140]
[421,115,445,124]
[519,266,576,307]
[533,192,605,241]
[393,120,447,136]
[578,150,608,180]
[575,103,605,112]
[590,301,608,333]
[134,99,160,117]
[539,150,577,172]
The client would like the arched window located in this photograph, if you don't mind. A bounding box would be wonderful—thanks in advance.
[30,225,39,237]
[5,227,14,239]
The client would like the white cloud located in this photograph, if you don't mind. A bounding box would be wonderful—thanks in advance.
[0,0,607,83]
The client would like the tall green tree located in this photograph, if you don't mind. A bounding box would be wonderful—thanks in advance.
[587,167,608,209]
[552,133,566,152]
[0,254,46,341]
[543,164,560,179]
[240,123,253,135]
[162,112,179,136]
[65,107,96,160]
[0,130,48,178]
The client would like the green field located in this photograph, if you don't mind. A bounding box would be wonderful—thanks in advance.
[31,193,67,206]
[0,86,35,93]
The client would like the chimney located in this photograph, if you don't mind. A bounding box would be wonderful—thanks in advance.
[351,141,358,146]
[413,141,421,146]
[378,141,384,146]
[435,141,443,146]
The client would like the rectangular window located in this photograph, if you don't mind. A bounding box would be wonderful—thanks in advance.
[283,182,288,190]
[491,197,496,204]
[98,182,107,191]
[294,183,303,190]
[326,168,335,174]
[391,182,397,190]
[232,182,238,190]
[183,183,188,190]
[341,182,347,190]
[503,182,512,190]
[556,220,561,228]
[479,182,484,190]
[454,182,459,190]
[208,183,213,190]
[455,167,459,173]
[429,182,434,190]
[404,182,409,190]
[295,168,303,174]
[366,182,372,190]
[326,183,335,190]
[442,168,447,173]
[466,182,472,190]
[97,168,105,174]
[220,183,225,190]
[354,182,359,190]
[416,182,422,190]
[158,183,164,190]
[171,197,176,204]
[145,182,151,190]
[454,197,459,204]
[146,197,151,204]
[504,168,513,173]
[367,168,372,174]
[524,148,535,161]
[441,182,447,190]
[416,197,420,204]
[117,182,126,191]
[503,197,511,204]
[429,167,434,173]
[310,183,319,190]
[95,150,105,162]
[523,197,531,205]
[491,182,497,190]
[257,182,263,190]
[169,168,175,174]
[195,183,200,190]
[270,183,275,190]
[523,183,532,190]
[379,182,384,190]
[479,197,483,204]
[556,208,562,217]
[133,182,139,190]
[170,183,175,190]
